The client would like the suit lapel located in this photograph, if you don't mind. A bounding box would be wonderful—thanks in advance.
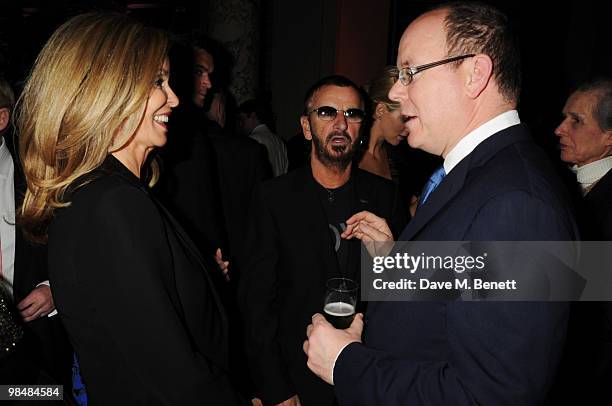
[399,124,529,241]
[152,197,229,369]
[399,163,467,240]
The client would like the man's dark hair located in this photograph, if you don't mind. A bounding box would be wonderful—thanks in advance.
[193,35,233,90]
[302,75,364,115]
[239,97,274,128]
[575,78,612,132]
[433,1,521,103]
[0,76,15,110]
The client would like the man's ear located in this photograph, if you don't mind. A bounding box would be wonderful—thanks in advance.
[465,54,493,99]
[300,115,313,140]
[604,129,612,147]
[0,108,10,133]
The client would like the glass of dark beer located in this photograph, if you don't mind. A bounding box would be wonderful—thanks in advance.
[324,278,358,329]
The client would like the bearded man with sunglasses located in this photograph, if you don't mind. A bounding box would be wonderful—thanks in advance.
[238,75,406,406]
[304,3,579,406]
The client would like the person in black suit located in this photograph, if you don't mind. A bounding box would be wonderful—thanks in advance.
[205,89,272,270]
[238,75,406,406]
[15,13,241,405]
[1,76,72,390]
[155,37,228,259]
[550,78,612,403]
[305,3,578,405]
[555,78,612,240]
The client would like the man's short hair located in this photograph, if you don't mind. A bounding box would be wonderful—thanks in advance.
[239,97,274,128]
[433,2,521,103]
[193,35,232,89]
[575,78,612,132]
[0,76,15,110]
[302,75,364,115]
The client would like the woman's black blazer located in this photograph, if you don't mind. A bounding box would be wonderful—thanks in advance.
[47,156,240,405]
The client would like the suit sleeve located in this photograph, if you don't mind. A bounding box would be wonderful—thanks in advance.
[238,185,295,404]
[76,186,230,404]
[334,191,570,406]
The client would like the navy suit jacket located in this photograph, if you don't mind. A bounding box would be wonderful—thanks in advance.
[334,123,578,405]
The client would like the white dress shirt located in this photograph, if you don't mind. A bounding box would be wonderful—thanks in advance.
[0,135,15,296]
[250,124,289,177]
[444,110,521,175]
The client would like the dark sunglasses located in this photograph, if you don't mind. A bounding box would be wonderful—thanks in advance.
[308,106,365,123]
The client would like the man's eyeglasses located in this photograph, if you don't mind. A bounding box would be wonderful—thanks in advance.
[308,106,365,123]
[397,54,475,86]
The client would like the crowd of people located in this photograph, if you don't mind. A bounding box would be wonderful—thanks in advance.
[0,2,610,405]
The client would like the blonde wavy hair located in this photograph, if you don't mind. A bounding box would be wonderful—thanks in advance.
[16,12,168,242]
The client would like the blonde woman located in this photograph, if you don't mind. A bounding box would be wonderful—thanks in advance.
[360,66,417,216]
[17,13,241,405]
[358,66,409,180]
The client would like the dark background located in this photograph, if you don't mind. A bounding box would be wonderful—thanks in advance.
[1,0,609,165]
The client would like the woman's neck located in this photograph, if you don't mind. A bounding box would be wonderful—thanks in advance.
[368,124,386,158]
[112,144,152,178]
[359,126,391,180]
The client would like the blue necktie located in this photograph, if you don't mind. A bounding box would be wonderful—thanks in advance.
[418,166,446,208]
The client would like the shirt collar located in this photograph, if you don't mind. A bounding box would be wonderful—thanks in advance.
[571,156,612,190]
[251,123,268,133]
[444,110,521,174]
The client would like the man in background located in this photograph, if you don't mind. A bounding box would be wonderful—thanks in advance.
[239,98,288,177]
[1,75,71,388]
[551,78,612,404]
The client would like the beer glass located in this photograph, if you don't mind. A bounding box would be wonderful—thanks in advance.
[324,277,358,329]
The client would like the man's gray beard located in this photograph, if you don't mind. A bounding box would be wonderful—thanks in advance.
[311,129,355,171]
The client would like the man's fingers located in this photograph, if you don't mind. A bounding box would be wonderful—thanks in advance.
[20,302,41,319]
[306,323,313,338]
[345,211,370,225]
[347,313,365,336]
[341,222,358,238]
[311,313,327,325]
[19,304,34,318]
[17,300,33,311]
[358,222,392,241]
[23,308,47,322]
[303,339,309,355]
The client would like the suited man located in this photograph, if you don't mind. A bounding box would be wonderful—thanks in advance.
[550,78,612,403]
[304,3,577,405]
[0,76,71,387]
[156,38,228,257]
[205,89,271,267]
[555,78,612,239]
[239,75,406,406]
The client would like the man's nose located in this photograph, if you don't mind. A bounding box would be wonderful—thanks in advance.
[554,120,567,137]
[202,74,211,87]
[333,112,348,130]
[389,80,403,103]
